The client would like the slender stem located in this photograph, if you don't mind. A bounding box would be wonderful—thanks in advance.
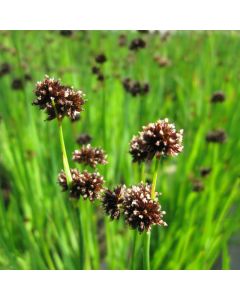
[151,158,159,199]
[143,159,160,270]
[51,99,72,185]
[131,230,138,270]
[58,120,72,185]
[143,231,151,270]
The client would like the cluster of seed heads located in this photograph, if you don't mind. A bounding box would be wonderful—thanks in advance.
[33,75,85,121]
[130,118,184,163]
[123,78,150,97]
[102,183,167,232]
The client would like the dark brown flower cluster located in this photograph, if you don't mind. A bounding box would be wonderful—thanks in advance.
[206,129,227,143]
[60,30,73,37]
[129,38,146,51]
[12,78,24,90]
[33,75,85,121]
[91,65,105,82]
[211,91,225,103]
[102,185,126,220]
[123,183,167,232]
[123,78,149,97]
[0,63,11,77]
[76,133,92,145]
[72,144,107,168]
[95,53,107,64]
[102,183,166,232]
[130,119,184,163]
[58,169,104,201]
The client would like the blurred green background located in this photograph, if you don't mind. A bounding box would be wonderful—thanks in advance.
[0,30,239,270]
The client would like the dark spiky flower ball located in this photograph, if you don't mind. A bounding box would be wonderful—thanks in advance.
[33,75,85,121]
[0,62,11,77]
[211,91,225,103]
[122,78,150,97]
[72,144,107,168]
[192,179,204,192]
[130,119,184,163]
[58,169,104,201]
[92,66,100,74]
[76,133,92,145]
[102,185,126,220]
[60,30,73,37]
[95,53,107,64]
[206,129,227,143]
[200,167,211,177]
[12,78,24,90]
[129,38,146,51]
[123,183,166,232]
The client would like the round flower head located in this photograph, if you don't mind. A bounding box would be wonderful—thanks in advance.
[33,75,85,121]
[123,183,166,232]
[206,129,227,143]
[76,133,92,145]
[72,144,107,168]
[129,38,146,51]
[58,169,104,201]
[130,119,183,162]
[211,91,225,103]
[102,185,126,220]
[95,53,107,64]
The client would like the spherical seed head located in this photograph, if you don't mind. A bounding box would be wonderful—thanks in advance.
[95,53,107,64]
[102,185,126,220]
[206,129,227,143]
[129,119,184,162]
[76,133,92,145]
[72,144,108,168]
[122,78,150,97]
[58,169,104,201]
[0,63,11,76]
[76,170,104,201]
[211,91,225,103]
[129,38,146,51]
[129,135,148,163]
[200,167,211,177]
[12,78,24,90]
[33,75,85,121]
[123,183,166,232]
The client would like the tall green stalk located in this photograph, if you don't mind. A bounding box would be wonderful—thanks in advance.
[143,158,160,270]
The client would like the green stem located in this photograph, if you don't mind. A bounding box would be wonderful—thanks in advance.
[143,231,151,270]
[131,231,138,270]
[151,158,159,199]
[143,159,160,270]
[58,120,72,185]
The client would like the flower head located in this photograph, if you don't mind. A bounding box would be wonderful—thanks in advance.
[123,183,166,232]
[129,38,146,51]
[72,144,107,168]
[102,185,126,220]
[122,78,150,97]
[206,129,227,143]
[33,75,85,121]
[211,91,225,103]
[95,53,107,64]
[76,133,92,145]
[129,119,184,162]
[58,169,104,201]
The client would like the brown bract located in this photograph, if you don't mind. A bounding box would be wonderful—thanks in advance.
[123,183,166,232]
[33,75,85,121]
